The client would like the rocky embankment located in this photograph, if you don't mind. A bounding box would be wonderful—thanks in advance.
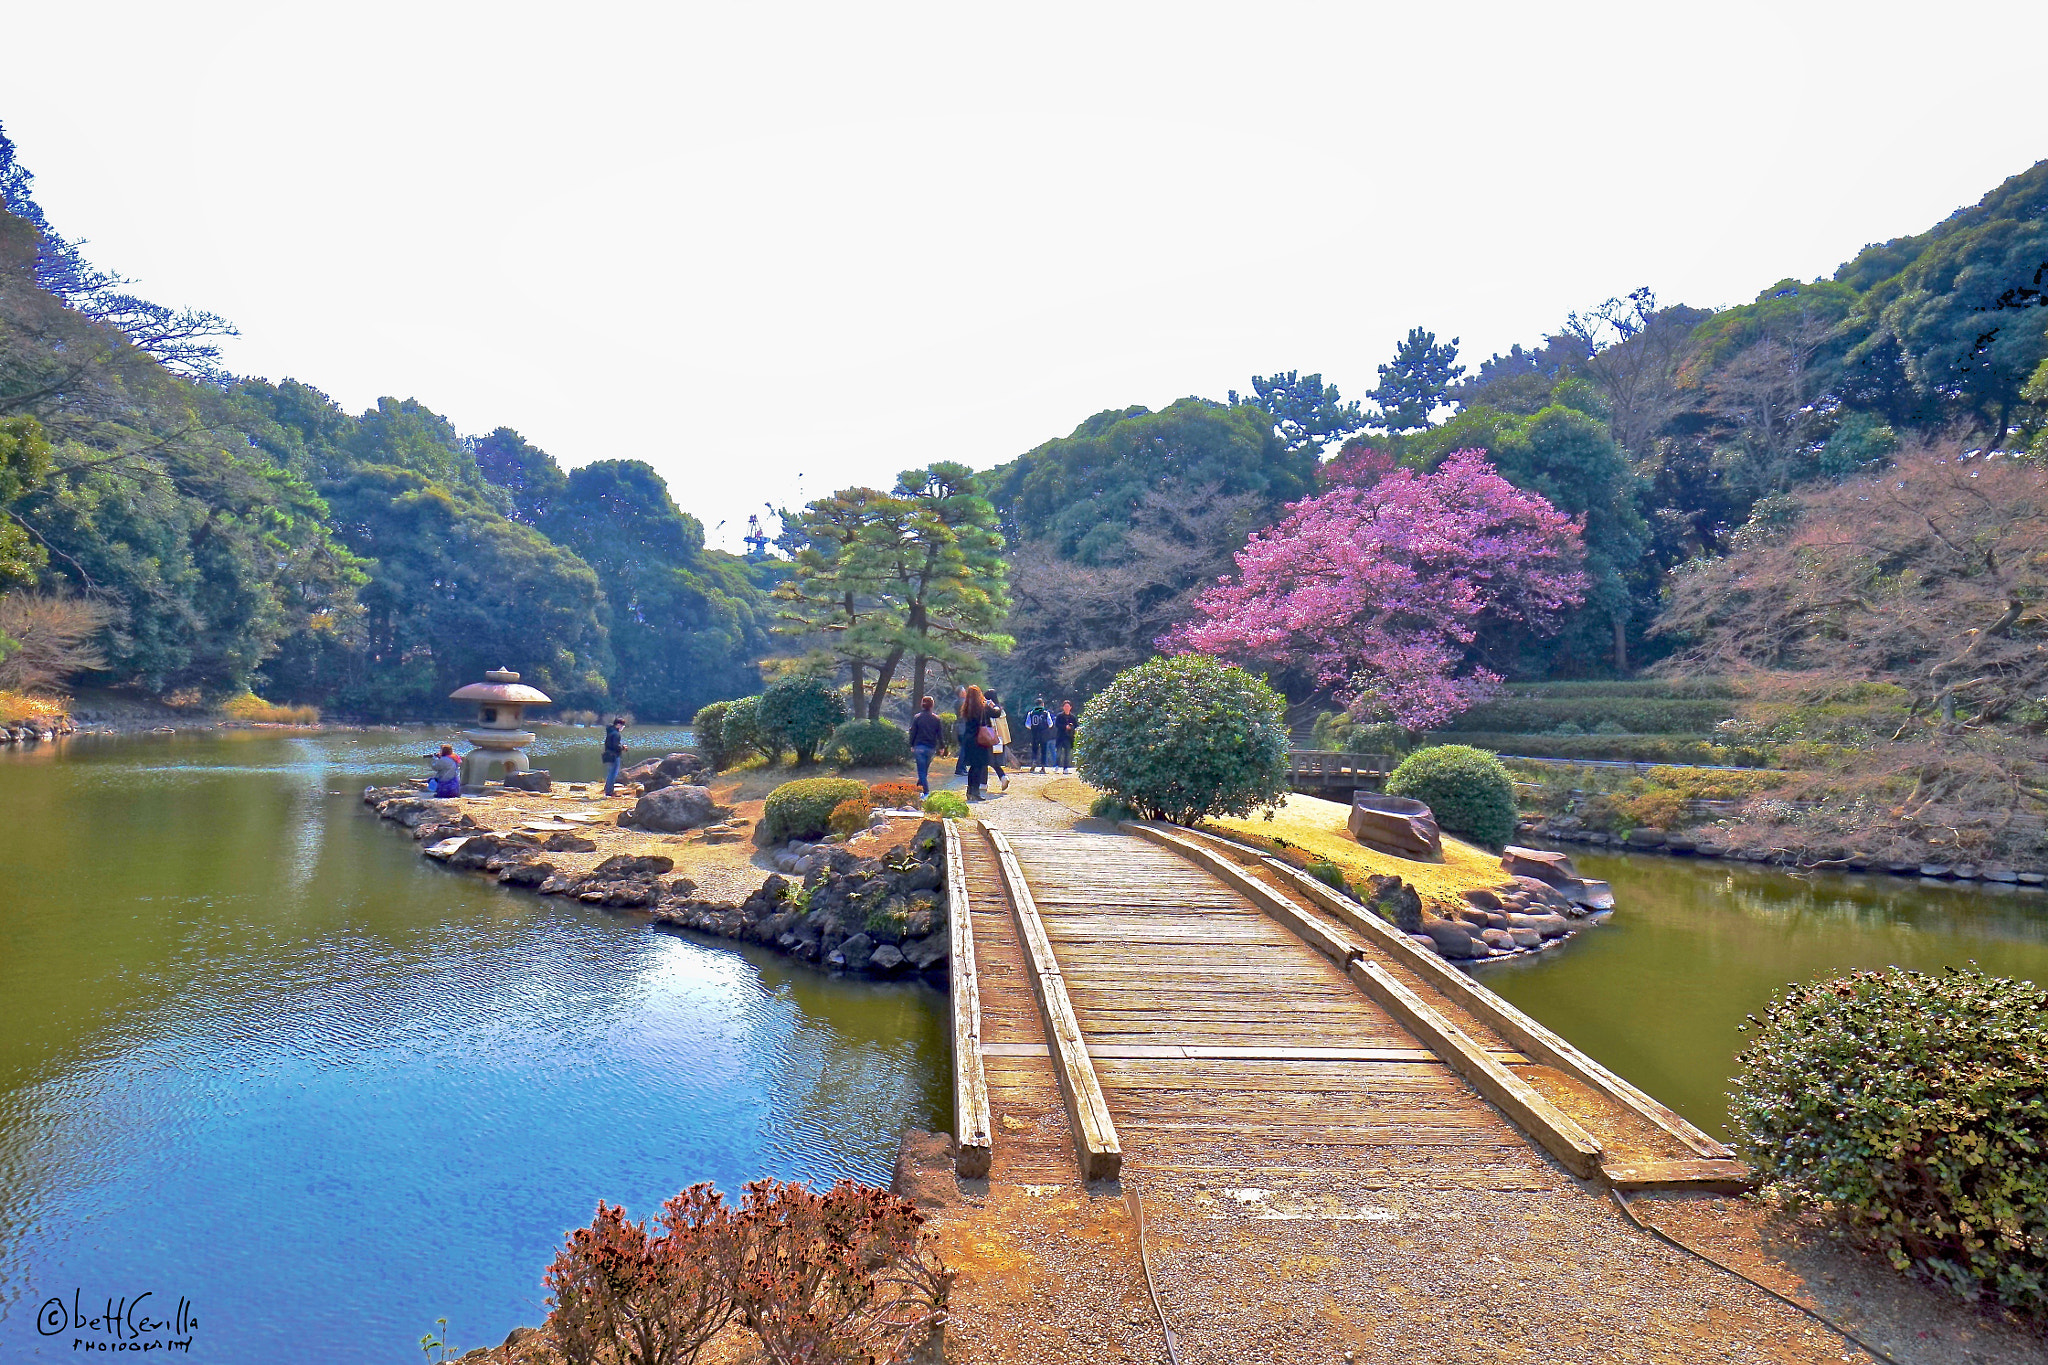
[361,783,952,982]
[0,715,75,743]
[1357,868,1598,962]
[1521,816,2048,886]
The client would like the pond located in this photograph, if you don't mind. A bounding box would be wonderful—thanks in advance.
[0,728,948,1362]
[1474,846,2048,1140]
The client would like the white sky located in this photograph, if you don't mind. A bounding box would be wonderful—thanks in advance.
[6,1,2044,550]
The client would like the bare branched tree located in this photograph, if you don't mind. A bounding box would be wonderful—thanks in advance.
[0,590,113,691]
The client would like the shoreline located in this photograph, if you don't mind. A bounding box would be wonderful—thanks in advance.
[1523,817,2048,888]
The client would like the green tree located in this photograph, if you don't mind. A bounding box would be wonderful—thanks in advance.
[1229,371,1366,455]
[0,413,52,587]
[542,459,769,721]
[757,673,846,766]
[473,426,568,525]
[776,463,1011,718]
[1369,327,1465,433]
[990,398,1312,564]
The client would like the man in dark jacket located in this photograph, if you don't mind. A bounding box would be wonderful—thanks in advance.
[909,696,944,795]
[602,717,628,796]
[1024,698,1055,772]
[1053,701,1078,773]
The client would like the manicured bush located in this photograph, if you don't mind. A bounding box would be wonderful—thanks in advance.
[1386,744,1518,848]
[722,695,781,765]
[867,780,925,809]
[1731,968,2048,1317]
[764,777,867,843]
[1308,710,1409,757]
[1076,655,1289,825]
[1436,731,1778,767]
[921,790,969,819]
[828,795,875,837]
[832,718,910,768]
[692,699,736,770]
[1497,678,1745,700]
[1442,696,1738,736]
[1088,793,1137,821]
[758,676,847,766]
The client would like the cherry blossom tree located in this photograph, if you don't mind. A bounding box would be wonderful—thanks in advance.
[1166,449,1587,730]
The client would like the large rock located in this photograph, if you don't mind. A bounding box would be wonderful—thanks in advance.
[1511,876,1575,912]
[869,944,907,973]
[592,853,675,878]
[1501,846,1579,885]
[1419,918,1482,959]
[902,933,949,971]
[628,784,728,832]
[499,859,555,887]
[503,769,552,793]
[542,830,598,853]
[830,932,877,973]
[622,752,709,793]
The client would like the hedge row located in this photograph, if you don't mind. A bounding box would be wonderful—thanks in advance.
[1496,678,1746,700]
[1441,697,1739,735]
[1436,732,1779,767]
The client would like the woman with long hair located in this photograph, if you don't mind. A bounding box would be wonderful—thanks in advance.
[961,685,992,801]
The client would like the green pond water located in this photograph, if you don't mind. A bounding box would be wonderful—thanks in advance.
[1474,846,2048,1138]
[0,728,948,1362]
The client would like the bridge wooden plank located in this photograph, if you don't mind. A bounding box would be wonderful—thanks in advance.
[987,828,1123,1181]
[944,821,993,1177]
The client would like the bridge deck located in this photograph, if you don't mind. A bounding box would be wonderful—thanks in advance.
[998,829,1558,1187]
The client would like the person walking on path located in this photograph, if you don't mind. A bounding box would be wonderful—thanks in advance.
[961,686,996,801]
[954,685,971,777]
[428,744,462,798]
[1024,697,1054,772]
[602,717,628,796]
[1054,700,1078,772]
[909,696,944,796]
[986,690,1012,793]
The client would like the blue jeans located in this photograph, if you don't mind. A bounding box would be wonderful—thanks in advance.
[603,755,622,795]
[913,744,936,794]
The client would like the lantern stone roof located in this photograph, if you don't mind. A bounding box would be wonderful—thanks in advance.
[449,666,552,705]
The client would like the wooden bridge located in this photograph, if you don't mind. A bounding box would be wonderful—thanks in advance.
[1286,749,1397,798]
[945,814,1743,1195]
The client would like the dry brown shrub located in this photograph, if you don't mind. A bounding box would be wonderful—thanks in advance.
[0,590,112,693]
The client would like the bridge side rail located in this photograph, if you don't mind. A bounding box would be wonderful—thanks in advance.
[986,828,1123,1181]
[1126,821,1604,1180]
[1173,823,1733,1163]
[944,821,993,1177]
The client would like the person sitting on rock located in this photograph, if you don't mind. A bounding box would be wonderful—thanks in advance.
[428,744,463,798]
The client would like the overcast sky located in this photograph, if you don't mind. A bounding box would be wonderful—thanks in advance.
[6,1,2044,550]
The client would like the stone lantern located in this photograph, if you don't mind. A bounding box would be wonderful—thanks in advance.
[449,667,551,787]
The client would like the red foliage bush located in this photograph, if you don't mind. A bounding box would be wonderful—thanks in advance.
[730,1178,952,1365]
[866,781,925,810]
[543,1184,736,1365]
[544,1179,951,1365]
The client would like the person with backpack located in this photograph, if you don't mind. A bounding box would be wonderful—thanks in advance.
[602,717,628,796]
[1054,700,1078,772]
[427,744,463,798]
[1024,697,1055,772]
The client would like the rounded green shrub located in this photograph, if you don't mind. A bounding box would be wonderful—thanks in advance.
[827,795,875,837]
[1076,656,1289,825]
[758,675,847,766]
[721,695,780,764]
[921,790,969,819]
[832,718,910,768]
[1385,744,1517,848]
[1731,967,2048,1317]
[691,699,735,770]
[763,777,867,843]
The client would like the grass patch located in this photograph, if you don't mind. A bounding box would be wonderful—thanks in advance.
[1202,792,1507,914]
[0,690,68,725]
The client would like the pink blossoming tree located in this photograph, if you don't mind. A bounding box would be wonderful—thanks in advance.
[1165,449,1587,731]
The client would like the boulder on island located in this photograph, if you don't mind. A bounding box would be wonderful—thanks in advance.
[625,784,730,832]
[621,752,708,793]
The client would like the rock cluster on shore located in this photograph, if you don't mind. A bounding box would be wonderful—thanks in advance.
[1360,871,1593,962]
[361,785,950,981]
[0,716,74,743]
[1520,816,2048,885]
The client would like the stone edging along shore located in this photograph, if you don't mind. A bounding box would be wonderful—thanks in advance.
[360,785,953,983]
[1523,818,2048,888]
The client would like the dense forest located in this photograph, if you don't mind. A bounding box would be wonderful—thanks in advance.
[2,112,2044,757]
[0,125,774,721]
